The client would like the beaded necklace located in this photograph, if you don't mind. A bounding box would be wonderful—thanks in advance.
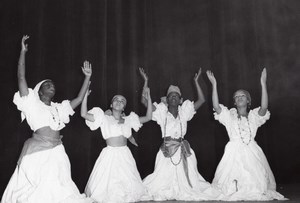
[51,106,61,127]
[163,112,183,165]
[237,116,252,145]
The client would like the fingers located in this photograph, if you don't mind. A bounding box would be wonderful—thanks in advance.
[82,60,92,76]
[83,60,92,69]
[85,89,91,97]
[139,67,145,75]
[85,89,92,96]
[206,70,214,77]
[138,67,148,80]
[260,67,267,84]
[206,70,217,85]
[261,67,267,77]
[193,67,202,81]
[21,35,29,51]
[139,67,144,73]
[22,35,29,42]
[197,67,202,75]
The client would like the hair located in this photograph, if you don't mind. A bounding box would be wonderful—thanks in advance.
[233,89,251,108]
[111,95,127,110]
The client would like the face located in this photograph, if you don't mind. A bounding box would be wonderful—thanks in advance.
[39,80,56,98]
[111,95,127,111]
[233,90,249,107]
[167,92,182,106]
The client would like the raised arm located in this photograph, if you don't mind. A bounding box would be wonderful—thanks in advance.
[18,35,30,97]
[139,87,153,124]
[258,68,268,116]
[193,68,205,111]
[139,67,156,111]
[206,70,221,114]
[70,61,92,109]
[80,84,95,122]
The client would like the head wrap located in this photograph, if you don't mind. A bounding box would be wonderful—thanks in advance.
[20,79,51,122]
[33,79,51,99]
[167,85,181,97]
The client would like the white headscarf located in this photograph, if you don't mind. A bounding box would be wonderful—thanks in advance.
[160,85,182,106]
[33,79,51,98]
[20,79,51,122]
[166,85,181,97]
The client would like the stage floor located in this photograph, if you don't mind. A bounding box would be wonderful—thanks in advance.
[138,184,300,203]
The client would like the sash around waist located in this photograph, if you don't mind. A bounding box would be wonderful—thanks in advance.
[160,137,190,157]
[160,136,193,187]
[17,131,63,165]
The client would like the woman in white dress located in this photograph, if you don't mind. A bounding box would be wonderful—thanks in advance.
[206,68,286,201]
[80,80,153,203]
[139,68,223,201]
[1,36,94,203]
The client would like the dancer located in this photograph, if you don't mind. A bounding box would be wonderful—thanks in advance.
[139,68,222,201]
[1,35,94,203]
[81,78,152,202]
[206,68,287,201]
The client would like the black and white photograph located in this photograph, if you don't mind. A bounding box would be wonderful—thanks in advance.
[0,0,299,202]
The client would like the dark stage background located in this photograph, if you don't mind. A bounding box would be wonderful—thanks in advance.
[1,0,299,195]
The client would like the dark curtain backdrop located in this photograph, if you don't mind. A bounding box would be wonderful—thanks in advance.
[1,0,299,194]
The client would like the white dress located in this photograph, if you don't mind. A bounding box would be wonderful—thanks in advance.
[84,107,146,203]
[1,86,93,203]
[212,104,287,201]
[142,100,223,201]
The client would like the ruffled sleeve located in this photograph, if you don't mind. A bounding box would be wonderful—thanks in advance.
[152,102,168,126]
[85,107,105,131]
[179,100,196,121]
[250,107,270,127]
[214,104,231,126]
[55,100,75,124]
[125,112,142,132]
[13,89,36,122]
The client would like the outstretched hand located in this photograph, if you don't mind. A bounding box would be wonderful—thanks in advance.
[260,68,267,85]
[21,35,29,52]
[206,70,217,86]
[139,67,148,82]
[193,68,202,83]
[82,61,92,77]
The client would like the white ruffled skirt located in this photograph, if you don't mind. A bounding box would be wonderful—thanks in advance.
[212,140,287,201]
[84,146,146,203]
[1,144,93,203]
[142,147,223,201]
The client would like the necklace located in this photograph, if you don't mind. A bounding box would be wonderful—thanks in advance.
[164,113,183,165]
[237,117,252,145]
[51,106,61,127]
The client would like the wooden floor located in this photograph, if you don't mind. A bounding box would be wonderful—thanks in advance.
[138,184,300,203]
